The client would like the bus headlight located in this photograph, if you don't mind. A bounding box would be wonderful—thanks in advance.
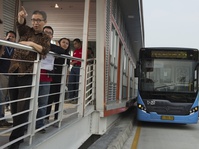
[138,104,146,111]
[190,106,198,114]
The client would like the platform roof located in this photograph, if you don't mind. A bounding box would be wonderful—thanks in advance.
[21,0,144,59]
[119,0,144,59]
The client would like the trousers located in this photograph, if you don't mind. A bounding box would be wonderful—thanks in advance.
[68,66,80,100]
[8,74,32,142]
[36,81,50,128]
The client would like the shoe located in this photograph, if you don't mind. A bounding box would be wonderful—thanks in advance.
[38,129,46,134]
[71,100,78,104]
[0,120,13,127]
[44,119,49,125]
[19,139,24,143]
[53,122,59,128]
[8,143,20,149]
[6,107,10,112]
[65,99,77,104]
[65,100,72,103]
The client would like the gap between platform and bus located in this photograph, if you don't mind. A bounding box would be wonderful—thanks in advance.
[131,123,141,149]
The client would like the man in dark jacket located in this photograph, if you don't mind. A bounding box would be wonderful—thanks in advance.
[8,7,51,149]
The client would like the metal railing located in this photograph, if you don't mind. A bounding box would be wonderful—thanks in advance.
[0,39,96,148]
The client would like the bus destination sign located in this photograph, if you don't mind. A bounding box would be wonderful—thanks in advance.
[151,51,187,59]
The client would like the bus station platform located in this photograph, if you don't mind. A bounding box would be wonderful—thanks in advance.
[88,108,135,149]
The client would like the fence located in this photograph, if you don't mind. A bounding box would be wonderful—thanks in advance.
[0,39,96,148]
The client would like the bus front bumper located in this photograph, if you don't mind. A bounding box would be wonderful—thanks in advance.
[137,110,198,124]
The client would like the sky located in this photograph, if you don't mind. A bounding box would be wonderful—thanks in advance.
[142,0,199,49]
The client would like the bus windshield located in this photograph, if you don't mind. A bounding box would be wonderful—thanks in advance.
[140,59,197,93]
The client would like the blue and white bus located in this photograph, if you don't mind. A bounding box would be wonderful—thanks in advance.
[136,47,199,124]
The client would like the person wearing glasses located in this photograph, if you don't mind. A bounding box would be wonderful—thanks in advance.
[36,26,66,132]
[8,6,50,149]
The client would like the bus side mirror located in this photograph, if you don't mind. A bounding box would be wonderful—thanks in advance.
[135,61,140,77]
[135,68,139,77]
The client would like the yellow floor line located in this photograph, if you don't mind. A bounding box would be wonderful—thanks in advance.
[131,123,141,149]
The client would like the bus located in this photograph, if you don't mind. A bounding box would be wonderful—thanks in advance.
[135,47,199,124]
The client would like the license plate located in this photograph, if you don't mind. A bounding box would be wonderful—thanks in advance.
[161,115,174,120]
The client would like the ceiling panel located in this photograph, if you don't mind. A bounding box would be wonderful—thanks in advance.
[21,0,143,59]
[22,0,96,41]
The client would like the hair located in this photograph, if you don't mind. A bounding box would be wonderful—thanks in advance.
[0,19,3,24]
[87,47,94,58]
[58,37,71,51]
[73,38,81,43]
[43,26,54,35]
[32,10,47,21]
[88,47,92,51]
[6,30,16,38]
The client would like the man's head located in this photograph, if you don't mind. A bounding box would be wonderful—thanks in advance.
[43,26,54,39]
[31,10,47,33]
[73,38,82,49]
[6,31,16,42]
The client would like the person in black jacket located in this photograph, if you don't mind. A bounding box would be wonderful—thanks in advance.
[45,37,70,125]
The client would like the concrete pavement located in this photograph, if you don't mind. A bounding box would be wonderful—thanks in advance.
[88,107,136,149]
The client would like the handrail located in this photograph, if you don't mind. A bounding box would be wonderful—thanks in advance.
[0,39,84,62]
[0,39,35,52]
[50,51,83,62]
[0,39,89,148]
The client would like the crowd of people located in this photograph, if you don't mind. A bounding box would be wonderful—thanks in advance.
[0,6,94,149]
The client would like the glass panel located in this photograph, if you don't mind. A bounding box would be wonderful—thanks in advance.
[141,59,196,92]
